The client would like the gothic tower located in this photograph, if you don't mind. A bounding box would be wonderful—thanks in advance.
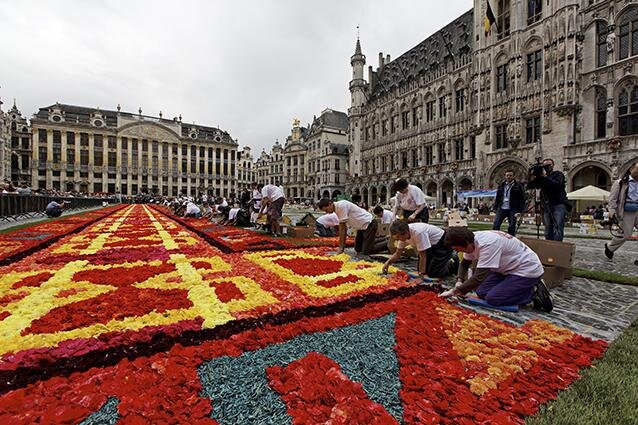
[348,37,367,178]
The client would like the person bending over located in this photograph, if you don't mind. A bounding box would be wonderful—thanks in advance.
[45,200,67,218]
[440,228,553,311]
[382,221,455,279]
[258,184,285,236]
[315,212,339,237]
[391,179,429,223]
[318,198,385,255]
[184,201,202,218]
[373,205,395,224]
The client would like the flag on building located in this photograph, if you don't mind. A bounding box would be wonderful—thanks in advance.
[484,1,497,36]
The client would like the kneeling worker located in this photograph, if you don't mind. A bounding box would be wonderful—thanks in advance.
[317,198,385,255]
[316,212,339,237]
[440,228,553,311]
[45,200,67,218]
[373,205,395,224]
[382,221,455,278]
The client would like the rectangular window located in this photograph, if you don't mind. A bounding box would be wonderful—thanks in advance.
[381,119,388,136]
[80,133,89,147]
[497,0,511,40]
[496,65,508,93]
[526,50,542,82]
[108,136,116,150]
[470,136,476,159]
[401,111,410,130]
[438,96,447,118]
[426,100,435,122]
[437,143,447,163]
[454,139,464,161]
[527,0,542,25]
[412,149,418,168]
[80,149,89,166]
[334,159,340,170]
[425,146,433,165]
[402,151,408,169]
[455,89,465,113]
[525,116,542,144]
[67,149,75,165]
[38,129,47,144]
[596,94,607,139]
[495,124,508,149]
[66,131,75,146]
[597,22,608,67]
[52,130,62,162]
[390,116,397,133]
[108,151,117,166]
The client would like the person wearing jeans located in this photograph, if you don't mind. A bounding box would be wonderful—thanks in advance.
[605,161,638,264]
[492,170,525,236]
[527,159,569,241]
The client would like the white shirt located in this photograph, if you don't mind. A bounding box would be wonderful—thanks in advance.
[228,208,240,221]
[317,212,340,228]
[220,198,228,207]
[463,231,544,278]
[262,184,284,202]
[398,223,444,251]
[333,200,373,231]
[252,189,262,208]
[379,209,394,224]
[396,185,426,211]
[186,202,200,215]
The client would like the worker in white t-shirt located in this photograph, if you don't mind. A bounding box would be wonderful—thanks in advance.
[315,212,339,237]
[441,229,553,311]
[391,179,429,223]
[185,201,202,218]
[318,198,385,254]
[250,183,263,226]
[382,221,455,278]
[373,205,395,224]
[258,183,285,236]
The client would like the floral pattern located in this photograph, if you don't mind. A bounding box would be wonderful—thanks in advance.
[0,205,608,424]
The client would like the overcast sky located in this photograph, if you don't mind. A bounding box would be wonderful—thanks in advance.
[0,0,472,155]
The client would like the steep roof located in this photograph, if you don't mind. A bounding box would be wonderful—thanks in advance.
[370,9,473,98]
[310,109,348,134]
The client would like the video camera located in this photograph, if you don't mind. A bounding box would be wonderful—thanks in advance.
[528,162,546,178]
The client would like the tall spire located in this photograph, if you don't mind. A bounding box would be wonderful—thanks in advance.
[355,25,362,55]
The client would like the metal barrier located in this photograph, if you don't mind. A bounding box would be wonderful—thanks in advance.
[0,194,119,222]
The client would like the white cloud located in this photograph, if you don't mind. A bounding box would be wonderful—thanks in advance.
[0,0,473,154]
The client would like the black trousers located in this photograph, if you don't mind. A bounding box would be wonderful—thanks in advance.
[402,208,429,223]
[354,220,385,254]
[423,236,455,278]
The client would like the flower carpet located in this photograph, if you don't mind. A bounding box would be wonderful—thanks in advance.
[0,205,125,266]
[0,204,609,424]
[159,207,354,253]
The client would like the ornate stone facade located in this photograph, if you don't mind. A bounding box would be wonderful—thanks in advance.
[255,110,348,201]
[29,103,238,197]
[6,101,32,186]
[347,0,638,206]
[0,99,10,184]
[237,146,255,191]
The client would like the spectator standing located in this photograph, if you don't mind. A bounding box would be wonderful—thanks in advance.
[492,170,526,236]
[605,161,638,264]
[527,159,569,241]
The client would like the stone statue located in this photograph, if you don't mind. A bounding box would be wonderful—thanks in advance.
[606,32,615,54]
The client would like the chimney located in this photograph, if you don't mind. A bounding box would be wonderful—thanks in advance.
[386,54,391,63]
[378,52,384,69]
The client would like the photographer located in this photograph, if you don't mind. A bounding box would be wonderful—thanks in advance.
[492,170,525,236]
[604,161,638,263]
[527,159,569,241]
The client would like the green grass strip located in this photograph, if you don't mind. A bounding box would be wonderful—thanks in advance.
[527,319,638,425]
[572,268,638,286]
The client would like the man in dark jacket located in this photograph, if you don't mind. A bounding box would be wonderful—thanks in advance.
[527,158,569,241]
[493,170,526,236]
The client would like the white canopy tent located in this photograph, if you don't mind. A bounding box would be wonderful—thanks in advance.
[567,185,611,202]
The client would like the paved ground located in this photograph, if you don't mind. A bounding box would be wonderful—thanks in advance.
[0,206,107,231]
[348,234,638,342]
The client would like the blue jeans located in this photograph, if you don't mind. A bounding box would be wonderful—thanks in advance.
[493,208,518,236]
[544,203,566,241]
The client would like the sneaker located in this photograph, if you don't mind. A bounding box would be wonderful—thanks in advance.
[604,244,614,260]
[532,279,553,313]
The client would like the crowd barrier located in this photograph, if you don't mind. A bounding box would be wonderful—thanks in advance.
[0,194,119,222]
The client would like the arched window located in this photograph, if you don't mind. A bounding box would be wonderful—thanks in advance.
[497,0,511,40]
[596,89,607,139]
[618,86,638,135]
[596,22,608,67]
[619,8,638,60]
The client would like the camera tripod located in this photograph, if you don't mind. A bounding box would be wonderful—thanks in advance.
[526,187,558,239]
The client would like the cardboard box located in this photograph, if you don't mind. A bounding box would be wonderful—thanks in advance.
[377,222,391,237]
[519,237,575,269]
[288,226,315,238]
[543,265,565,289]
